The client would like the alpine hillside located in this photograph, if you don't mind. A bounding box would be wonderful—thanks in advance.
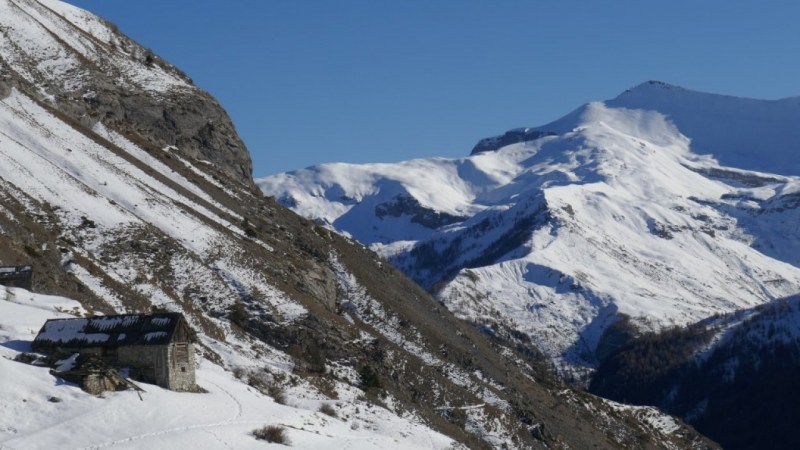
[0,0,252,183]
[259,81,800,375]
[591,295,800,450]
[0,1,713,448]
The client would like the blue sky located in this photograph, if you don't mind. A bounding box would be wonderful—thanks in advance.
[67,1,800,177]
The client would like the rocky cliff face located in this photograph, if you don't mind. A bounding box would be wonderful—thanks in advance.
[0,0,251,183]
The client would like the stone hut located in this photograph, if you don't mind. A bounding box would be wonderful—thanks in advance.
[0,265,32,290]
[32,313,196,391]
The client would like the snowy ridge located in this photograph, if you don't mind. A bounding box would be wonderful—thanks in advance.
[260,82,800,369]
[608,81,800,176]
[0,0,253,184]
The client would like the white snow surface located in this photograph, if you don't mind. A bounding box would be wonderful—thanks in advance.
[0,286,456,450]
[259,81,800,367]
[607,81,800,176]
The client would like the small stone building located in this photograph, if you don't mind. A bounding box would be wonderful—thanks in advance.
[0,265,32,290]
[32,313,196,391]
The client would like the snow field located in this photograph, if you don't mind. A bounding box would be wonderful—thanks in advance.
[0,286,457,450]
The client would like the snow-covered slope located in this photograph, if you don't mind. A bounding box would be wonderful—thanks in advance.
[259,81,800,371]
[0,286,456,450]
[0,79,460,448]
[0,0,189,95]
[608,81,800,176]
[0,77,508,448]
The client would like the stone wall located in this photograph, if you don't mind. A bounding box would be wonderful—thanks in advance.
[41,343,195,391]
[165,342,195,391]
[118,343,195,390]
[118,345,164,386]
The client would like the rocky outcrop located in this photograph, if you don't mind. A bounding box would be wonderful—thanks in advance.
[75,85,251,183]
[0,0,252,183]
[374,195,467,229]
[470,127,555,154]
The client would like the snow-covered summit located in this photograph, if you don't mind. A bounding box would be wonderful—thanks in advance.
[608,80,800,176]
[492,80,800,176]
[259,82,800,370]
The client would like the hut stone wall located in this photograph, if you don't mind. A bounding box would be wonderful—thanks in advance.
[33,313,197,391]
[118,345,163,386]
[43,343,195,391]
[117,344,195,390]
[165,342,195,391]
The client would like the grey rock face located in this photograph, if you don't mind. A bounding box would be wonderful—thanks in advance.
[374,195,467,229]
[470,127,556,155]
[80,86,252,182]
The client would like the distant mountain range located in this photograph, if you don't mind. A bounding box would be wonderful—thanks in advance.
[260,80,800,375]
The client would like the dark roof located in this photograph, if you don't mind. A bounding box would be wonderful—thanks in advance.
[33,313,191,349]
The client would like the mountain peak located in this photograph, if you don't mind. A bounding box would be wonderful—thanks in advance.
[261,77,800,374]
[473,81,800,176]
[616,80,800,103]
[469,81,693,156]
[622,80,688,94]
[612,80,738,105]
[608,82,800,176]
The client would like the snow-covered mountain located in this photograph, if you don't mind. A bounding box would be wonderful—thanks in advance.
[0,2,709,448]
[259,81,800,372]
